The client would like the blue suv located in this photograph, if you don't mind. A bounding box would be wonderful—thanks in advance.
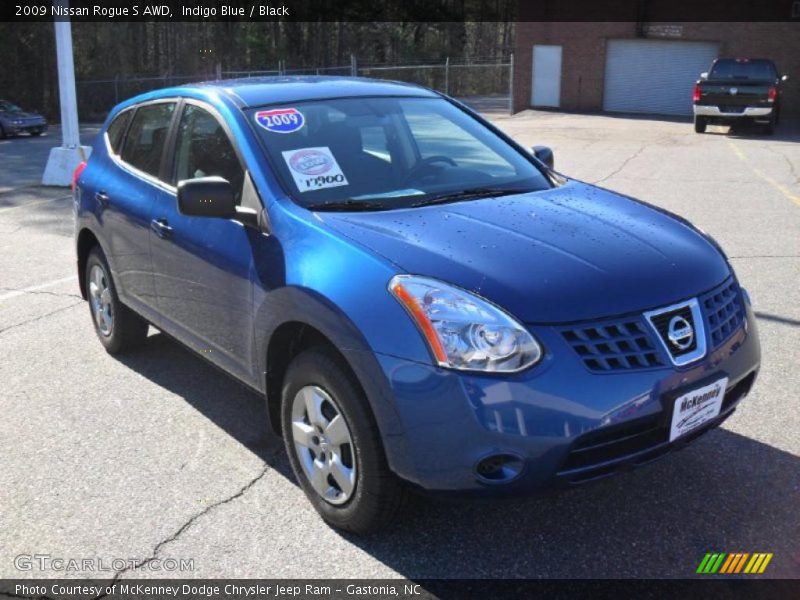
[74,77,760,532]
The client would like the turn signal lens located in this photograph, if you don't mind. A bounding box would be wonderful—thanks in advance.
[389,275,543,373]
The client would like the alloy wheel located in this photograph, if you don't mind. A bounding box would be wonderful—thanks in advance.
[291,385,357,505]
[88,264,113,336]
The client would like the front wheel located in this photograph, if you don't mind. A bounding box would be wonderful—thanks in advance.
[694,116,707,133]
[85,247,149,353]
[281,346,407,533]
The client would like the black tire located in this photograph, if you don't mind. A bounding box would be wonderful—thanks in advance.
[0,124,6,139]
[85,246,149,354]
[694,116,707,133]
[30,131,42,137]
[281,346,407,533]
[763,116,775,135]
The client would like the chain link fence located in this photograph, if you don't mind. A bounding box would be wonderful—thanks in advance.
[76,57,513,121]
[77,74,208,121]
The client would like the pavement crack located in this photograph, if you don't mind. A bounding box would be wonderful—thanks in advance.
[591,144,647,184]
[95,464,271,597]
[762,146,799,185]
[0,301,83,336]
[0,287,82,300]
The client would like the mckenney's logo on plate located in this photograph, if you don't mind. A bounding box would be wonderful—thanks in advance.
[669,377,727,442]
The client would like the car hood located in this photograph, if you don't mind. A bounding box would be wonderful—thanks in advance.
[319,180,730,323]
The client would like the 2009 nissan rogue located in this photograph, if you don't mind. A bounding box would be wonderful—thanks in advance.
[74,77,760,532]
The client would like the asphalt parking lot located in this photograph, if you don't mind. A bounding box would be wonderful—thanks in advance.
[1,113,798,580]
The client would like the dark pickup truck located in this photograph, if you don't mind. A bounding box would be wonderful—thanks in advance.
[693,58,788,134]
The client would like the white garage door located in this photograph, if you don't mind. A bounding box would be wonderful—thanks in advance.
[603,39,719,116]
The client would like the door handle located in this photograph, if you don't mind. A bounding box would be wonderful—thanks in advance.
[94,191,110,208]
[150,218,173,239]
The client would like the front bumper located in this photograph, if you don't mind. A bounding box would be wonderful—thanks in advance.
[693,105,772,118]
[375,299,760,494]
[3,121,48,134]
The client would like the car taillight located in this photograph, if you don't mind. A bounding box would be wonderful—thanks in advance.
[692,84,701,103]
[72,161,87,194]
[767,86,777,102]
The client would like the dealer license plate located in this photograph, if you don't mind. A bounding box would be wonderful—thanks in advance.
[669,377,728,442]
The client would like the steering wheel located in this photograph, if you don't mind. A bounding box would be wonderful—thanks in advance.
[403,155,457,185]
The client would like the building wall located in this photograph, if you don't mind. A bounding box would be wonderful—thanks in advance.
[513,22,799,117]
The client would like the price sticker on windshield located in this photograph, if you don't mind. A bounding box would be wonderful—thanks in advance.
[282,147,349,192]
[255,108,305,133]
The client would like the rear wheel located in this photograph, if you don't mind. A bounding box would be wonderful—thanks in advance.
[0,124,6,139]
[281,346,407,533]
[85,247,149,354]
[763,115,775,135]
[30,130,42,137]
[694,116,707,133]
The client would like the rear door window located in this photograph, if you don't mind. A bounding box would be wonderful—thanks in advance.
[120,102,176,179]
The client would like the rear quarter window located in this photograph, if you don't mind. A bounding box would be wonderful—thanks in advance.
[105,110,131,155]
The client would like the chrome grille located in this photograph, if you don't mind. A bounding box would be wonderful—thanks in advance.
[559,318,664,372]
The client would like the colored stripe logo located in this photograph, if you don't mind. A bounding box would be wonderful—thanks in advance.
[697,552,773,574]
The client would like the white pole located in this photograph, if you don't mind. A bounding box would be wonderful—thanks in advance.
[54,10,79,148]
[42,0,91,186]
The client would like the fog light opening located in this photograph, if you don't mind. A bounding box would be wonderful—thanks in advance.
[475,453,524,484]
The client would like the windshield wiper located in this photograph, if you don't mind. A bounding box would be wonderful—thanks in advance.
[409,187,533,208]
[306,199,389,212]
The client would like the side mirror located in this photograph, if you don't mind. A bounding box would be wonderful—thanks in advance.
[176,176,260,227]
[700,72,709,80]
[178,176,236,218]
[532,145,554,170]
[781,74,789,82]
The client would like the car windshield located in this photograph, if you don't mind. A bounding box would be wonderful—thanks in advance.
[248,96,551,211]
[709,59,777,81]
[0,101,23,112]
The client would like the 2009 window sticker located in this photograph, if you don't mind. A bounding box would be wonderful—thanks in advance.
[282,147,349,192]
[255,108,305,133]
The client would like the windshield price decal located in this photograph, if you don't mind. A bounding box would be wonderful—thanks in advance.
[255,108,305,133]
[282,147,349,192]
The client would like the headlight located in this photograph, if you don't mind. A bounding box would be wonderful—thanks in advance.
[389,275,542,373]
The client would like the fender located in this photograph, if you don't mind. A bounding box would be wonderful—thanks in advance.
[252,285,415,479]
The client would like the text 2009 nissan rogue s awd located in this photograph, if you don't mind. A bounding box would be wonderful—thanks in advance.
[73,77,760,532]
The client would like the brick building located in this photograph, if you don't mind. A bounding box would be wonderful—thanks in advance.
[512,22,799,117]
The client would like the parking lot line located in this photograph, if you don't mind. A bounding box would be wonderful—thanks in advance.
[0,194,70,212]
[0,275,78,302]
[726,139,800,208]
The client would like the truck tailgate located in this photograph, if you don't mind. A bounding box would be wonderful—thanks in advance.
[697,81,772,111]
